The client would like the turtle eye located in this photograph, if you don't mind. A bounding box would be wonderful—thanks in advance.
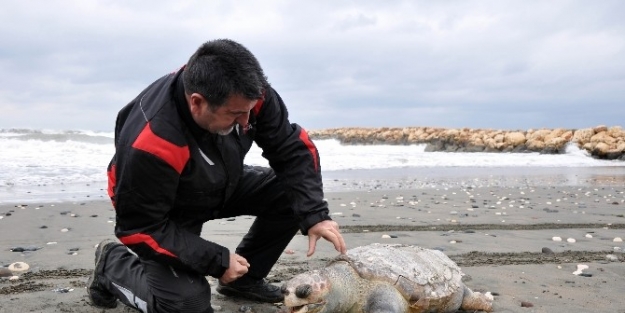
[295,284,312,298]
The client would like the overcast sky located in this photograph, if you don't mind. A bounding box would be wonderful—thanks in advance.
[1,0,623,132]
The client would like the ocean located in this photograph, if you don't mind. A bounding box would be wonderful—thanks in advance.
[1,128,624,204]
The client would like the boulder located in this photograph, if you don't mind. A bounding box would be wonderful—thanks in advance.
[572,128,595,145]
[593,125,608,133]
[504,132,526,147]
[544,128,568,143]
[526,138,546,151]
[593,142,611,157]
[608,126,625,140]
[591,131,616,146]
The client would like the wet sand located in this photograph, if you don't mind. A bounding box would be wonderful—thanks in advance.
[1,183,624,312]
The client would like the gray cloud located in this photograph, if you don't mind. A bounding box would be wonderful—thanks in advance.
[0,0,623,131]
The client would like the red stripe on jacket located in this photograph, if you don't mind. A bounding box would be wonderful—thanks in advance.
[107,164,116,206]
[252,97,264,116]
[132,123,190,174]
[119,234,177,258]
[299,128,318,171]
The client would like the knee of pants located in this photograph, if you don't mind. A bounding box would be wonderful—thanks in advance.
[178,291,213,313]
[153,287,213,313]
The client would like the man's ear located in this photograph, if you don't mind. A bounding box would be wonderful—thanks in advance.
[188,93,205,116]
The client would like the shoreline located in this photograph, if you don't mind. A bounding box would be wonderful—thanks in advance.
[1,179,624,312]
[3,165,625,205]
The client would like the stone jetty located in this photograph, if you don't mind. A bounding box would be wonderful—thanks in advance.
[308,125,625,160]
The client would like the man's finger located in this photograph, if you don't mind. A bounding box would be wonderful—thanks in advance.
[235,255,250,267]
[332,229,347,254]
[325,228,347,254]
[307,235,318,257]
[334,228,347,254]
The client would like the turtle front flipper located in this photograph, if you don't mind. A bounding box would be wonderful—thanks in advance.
[461,287,494,312]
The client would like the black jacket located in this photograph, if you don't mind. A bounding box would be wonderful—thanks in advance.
[107,68,329,278]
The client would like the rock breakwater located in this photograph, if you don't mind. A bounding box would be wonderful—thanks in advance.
[308,125,625,160]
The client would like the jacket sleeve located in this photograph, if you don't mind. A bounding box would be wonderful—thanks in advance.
[111,126,230,278]
[252,87,331,234]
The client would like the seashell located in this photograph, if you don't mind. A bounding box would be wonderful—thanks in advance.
[8,262,29,272]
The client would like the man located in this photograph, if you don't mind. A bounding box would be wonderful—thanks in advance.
[87,39,347,313]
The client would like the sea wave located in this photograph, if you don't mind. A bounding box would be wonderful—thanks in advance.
[1,129,622,190]
[1,128,113,135]
[0,128,114,144]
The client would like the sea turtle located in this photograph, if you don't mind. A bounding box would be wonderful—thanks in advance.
[279,243,493,313]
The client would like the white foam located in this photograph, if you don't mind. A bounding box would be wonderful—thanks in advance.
[244,140,622,170]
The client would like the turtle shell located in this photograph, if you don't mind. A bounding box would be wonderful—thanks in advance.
[330,243,465,301]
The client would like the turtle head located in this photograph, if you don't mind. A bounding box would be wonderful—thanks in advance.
[280,269,333,313]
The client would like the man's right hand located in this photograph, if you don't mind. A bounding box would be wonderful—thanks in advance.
[219,253,250,284]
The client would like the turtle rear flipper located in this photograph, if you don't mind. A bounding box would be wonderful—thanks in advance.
[461,287,494,312]
[365,284,409,313]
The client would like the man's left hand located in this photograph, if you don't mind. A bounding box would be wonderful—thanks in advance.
[306,220,347,257]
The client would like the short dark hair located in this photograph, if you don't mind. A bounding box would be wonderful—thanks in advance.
[183,39,269,108]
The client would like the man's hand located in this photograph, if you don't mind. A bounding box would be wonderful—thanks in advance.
[306,220,347,257]
[219,253,250,284]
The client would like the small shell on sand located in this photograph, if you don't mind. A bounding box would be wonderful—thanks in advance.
[614,237,623,242]
[585,234,593,238]
[572,264,589,275]
[8,262,30,272]
[552,236,562,242]
[567,238,576,243]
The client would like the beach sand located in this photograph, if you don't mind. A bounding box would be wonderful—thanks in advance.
[1,183,624,312]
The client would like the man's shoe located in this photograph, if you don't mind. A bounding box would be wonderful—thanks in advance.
[217,276,284,303]
[87,239,121,308]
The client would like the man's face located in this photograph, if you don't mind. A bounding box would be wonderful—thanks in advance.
[190,94,257,136]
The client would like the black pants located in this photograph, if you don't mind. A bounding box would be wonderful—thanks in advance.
[100,167,300,312]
